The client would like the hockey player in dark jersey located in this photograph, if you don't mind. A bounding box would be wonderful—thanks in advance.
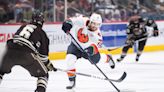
[117,15,159,62]
[0,10,57,92]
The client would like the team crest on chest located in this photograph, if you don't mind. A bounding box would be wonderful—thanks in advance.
[77,28,89,43]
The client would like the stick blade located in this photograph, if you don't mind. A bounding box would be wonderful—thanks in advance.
[116,72,127,82]
[119,72,127,81]
[106,72,127,82]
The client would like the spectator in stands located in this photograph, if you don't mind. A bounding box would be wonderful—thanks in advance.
[14,1,24,22]
[67,0,81,17]
[111,8,121,21]
[103,11,113,22]
[55,0,64,22]
[0,1,14,23]
[120,8,128,21]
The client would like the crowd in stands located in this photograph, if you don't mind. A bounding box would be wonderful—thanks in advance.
[0,0,164,24]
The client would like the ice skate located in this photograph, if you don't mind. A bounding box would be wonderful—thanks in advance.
[66,77,76,89]
[107,55,115,69]
[117,58,123,62]
[135,57,139,62]
[0,74,3,84]
[35,86,45,92]
[136,53,141,62]
[66,79,76,89]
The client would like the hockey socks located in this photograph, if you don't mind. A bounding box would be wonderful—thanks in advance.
[35,75,48,92]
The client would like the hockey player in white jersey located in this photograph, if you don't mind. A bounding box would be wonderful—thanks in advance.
[62,13,115,89]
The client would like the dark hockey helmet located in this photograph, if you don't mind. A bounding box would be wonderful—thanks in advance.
[31,10,44,26]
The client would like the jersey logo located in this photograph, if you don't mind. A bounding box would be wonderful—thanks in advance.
[77,28,89,43]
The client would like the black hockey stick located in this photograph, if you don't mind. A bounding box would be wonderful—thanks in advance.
[55,68,126,82]
[68,33,122,92]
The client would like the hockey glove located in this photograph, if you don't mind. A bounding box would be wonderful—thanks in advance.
[44,60,57,71]
[153,30,159,37]
[84,44,99,56]
[62,20,72,33]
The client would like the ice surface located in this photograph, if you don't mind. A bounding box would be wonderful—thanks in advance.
[0,51,164,92]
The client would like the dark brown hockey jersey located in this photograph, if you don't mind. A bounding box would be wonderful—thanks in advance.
[7,23,49,58]
[127,16,158,39]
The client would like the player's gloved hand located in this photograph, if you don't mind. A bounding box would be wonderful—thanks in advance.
[85,46,94,56]
[84,44,99,56]
[62,20,72,34]
[153,30,159,37]
[126,39,135,46]
[44,60,57,71]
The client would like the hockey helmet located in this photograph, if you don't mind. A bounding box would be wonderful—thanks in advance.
[89,13,102,27]
[31,10,44,26]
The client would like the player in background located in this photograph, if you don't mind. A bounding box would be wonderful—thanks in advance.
[62,13,115,89]
[0,10,57,92]
[117,15,159,62]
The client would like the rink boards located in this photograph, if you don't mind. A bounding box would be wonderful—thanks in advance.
[0,22,164,60]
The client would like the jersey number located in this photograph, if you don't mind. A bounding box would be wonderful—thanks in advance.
[19,25,36,39]
[77,28,89,43]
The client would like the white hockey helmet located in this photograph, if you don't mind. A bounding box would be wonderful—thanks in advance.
[89,13,102,27]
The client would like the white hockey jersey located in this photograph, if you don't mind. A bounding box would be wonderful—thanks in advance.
[69,16,103,49]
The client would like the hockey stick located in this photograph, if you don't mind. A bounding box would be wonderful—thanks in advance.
[106,35,152,51]
[55,68,127,82]
[106,31,164,51]
[68,33,122,92]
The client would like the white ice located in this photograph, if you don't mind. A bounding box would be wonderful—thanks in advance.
[0,51,164,92]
